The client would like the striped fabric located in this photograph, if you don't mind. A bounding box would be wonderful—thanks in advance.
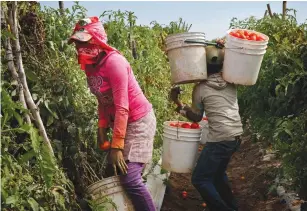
[123,110,156,164]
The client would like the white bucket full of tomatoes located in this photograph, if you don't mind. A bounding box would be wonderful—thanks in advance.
[162,121,201,173]
[223,29,269,86]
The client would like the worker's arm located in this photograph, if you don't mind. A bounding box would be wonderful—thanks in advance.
[170,86,204,122]
[97,102,110,147]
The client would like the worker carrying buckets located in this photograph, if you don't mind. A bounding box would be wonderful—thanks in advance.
[165,29,269,211]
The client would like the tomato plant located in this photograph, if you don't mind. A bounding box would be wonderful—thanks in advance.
[231,10,307,198]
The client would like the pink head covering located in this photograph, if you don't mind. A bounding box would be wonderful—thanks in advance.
[68,17,119,70]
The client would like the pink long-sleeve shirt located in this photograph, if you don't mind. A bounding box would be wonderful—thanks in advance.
[84,51,152,149]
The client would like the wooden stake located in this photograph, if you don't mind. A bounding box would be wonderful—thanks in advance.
[59,1,64,15]
[264,10,268,18]
[2,9,32,124]
[267,4,273,18]
[8,2,54,155]
[282,1,287,20]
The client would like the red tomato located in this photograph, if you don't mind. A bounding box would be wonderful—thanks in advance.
[246,35,250,40]
[174,123,181,127]
[257,34,266,40]
[256,35,264,41]
[202,202,207,207]
[249,32,257,37]
[182,191,188,199]
[237,30,244,35]
[181,123,191,129]
[191,123,200,129]
[250,35,257,41]
[230,32,240,38]
[235,33,241,38]
[243,30,249,36]
[100,141,111,151]
[239,34,246,39]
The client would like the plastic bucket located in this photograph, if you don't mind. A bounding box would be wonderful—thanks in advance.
[86,176,135,211]
[162,121,201,173]
[165,32,207,84]
[222,29,268,85]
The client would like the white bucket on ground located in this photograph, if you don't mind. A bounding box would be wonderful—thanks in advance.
[165,32,207,84]
[222,29,269,86]
[86,176,135,211]
[162,121,201,173]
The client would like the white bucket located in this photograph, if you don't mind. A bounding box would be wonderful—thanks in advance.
[222,29,269,85]
[162,121,201,173]
[165,32,207,84]
[86,176,135,211]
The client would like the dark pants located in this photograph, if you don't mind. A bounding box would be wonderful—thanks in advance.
[191,139,241,211]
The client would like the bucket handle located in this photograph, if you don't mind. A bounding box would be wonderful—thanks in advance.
[185,39,255,51]
[184,39,224,49]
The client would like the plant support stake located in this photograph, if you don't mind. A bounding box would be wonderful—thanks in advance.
[8,2,54,155]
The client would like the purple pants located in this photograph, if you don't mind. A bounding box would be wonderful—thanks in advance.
[120,162,156,211]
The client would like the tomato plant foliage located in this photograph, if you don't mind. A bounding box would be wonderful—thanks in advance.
[1,2,192,210]
[231,11,307,197]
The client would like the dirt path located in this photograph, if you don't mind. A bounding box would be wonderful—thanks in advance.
[161,136,288,211]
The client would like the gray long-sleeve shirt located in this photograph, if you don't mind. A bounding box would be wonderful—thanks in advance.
[191,73,243,142]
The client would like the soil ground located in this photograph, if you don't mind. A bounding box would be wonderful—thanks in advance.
[160,136,289,211]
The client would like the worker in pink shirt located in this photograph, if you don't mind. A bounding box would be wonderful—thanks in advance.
[68,17,156,211]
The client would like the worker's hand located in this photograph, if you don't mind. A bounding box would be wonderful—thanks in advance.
[216,38,225,45]
[169,86,183,104]
[216,38,225,48]
[109,148,128,176]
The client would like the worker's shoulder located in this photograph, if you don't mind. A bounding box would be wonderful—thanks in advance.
[195,81,237,95]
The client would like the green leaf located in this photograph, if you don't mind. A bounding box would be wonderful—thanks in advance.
[11,89,17,96]
[48,41,55,51]
[26,70,39,81]
[18,149,36,164]
[39,144,57,188]
[273,34,280,42]
[284,129,293,138]
[47,115,54,126]
[32,93,38,101]
[28,197,39,211]
[25,125,41,153]
[13,111,23,126]
[6,195,18,205]
[44,101,59,119]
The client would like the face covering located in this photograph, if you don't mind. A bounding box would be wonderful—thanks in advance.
[75,42,103,70]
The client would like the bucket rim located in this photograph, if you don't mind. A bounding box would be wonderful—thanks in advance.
[225,46,266,55]
[226,36,268,47]
[225,42,268,50]
[163,133,201,142]
[85,176,121,192]
[166,32,206,40]
[163,121,202,132]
